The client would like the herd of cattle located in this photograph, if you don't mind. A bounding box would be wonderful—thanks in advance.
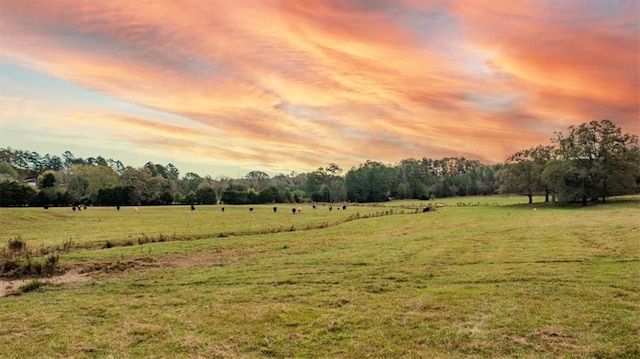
[59,203,443,213]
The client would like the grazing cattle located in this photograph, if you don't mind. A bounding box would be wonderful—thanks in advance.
[83,205,87,210]
[221,207,225,212]
[292,208,297,214]
[312,204,317,210]
[43,205,49,210]
[191,204,196,211]
[422,207,430,212]
[133,207,138,213]
[342,205,347,210]
[273,207,278,213]
[297,207,302,213]
[249,207,254,212]
[72,206,76,212]
[329,206,333,211]
[116,205,120,211]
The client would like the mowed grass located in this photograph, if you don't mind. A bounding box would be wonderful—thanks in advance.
[0,196,638,358]
[0,203,398,249]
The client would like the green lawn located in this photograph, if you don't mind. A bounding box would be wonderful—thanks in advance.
[1,196,638,358]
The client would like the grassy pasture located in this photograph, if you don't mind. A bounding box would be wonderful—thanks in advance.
[0,203,401,249]
[0,196,638,358]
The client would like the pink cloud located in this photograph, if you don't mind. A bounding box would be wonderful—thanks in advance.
[0,0,637,173]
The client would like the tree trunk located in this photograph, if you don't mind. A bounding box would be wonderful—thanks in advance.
[582,196,587,206]
[545,189,549,203]
[528,194,533,204]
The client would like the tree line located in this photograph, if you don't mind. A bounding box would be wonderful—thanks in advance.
[1,120,637,207]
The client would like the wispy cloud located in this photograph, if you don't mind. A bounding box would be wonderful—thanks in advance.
[0,0,637,174]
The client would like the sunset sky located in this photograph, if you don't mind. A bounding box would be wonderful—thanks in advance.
[1,0,638,177]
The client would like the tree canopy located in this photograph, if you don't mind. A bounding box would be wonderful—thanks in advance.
[546,120,639,205]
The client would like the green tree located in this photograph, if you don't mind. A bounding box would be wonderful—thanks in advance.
[69,164,119,197]
[96,186,136,206]
[180,172,202,197]
[120,167,150,204]
[196,183,217,204]
[38,170,58,189]
[246,171,270,191]
[258,186,282,203]
[166,163,179,180]
[396,158,430,199]
[184,190,198,204]
[34,187,72,207]
[0,162,19,181]
[548,120,639,205]
[67,174,90,200]
[498,145,553,204]
[62,151,75,169]
[305,164,345,202]
[0,181,36,206]
[305,170,326,202]
[221,184,248,204]
[345,161,394,202]
[160,190,174,205]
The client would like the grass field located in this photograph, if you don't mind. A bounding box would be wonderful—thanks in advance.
[0,196,638,358]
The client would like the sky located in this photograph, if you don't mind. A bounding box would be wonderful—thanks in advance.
[1,0,638,178]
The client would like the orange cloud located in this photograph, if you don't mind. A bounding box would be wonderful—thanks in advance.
[0,0,637,175]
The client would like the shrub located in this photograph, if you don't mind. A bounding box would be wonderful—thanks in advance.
[19,279,46,293]
[1,259,19,273]
[44,254,59,275]
[8,237,26,252]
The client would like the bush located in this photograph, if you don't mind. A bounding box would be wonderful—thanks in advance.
[1,260,19,273]
[7,237,26,252]
[19,279,46,293]
[1,247,60,277]
[0,181,36,206]
[44,254,59,274]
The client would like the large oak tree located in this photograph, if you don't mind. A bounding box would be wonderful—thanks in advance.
[545,120,639,205]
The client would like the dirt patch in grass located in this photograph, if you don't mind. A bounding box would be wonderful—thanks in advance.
[76,257,160,275]
[536,326,584,350]
[0,251,232,297]
[502,326,590,355]
[0,257,164,297]
[0,268,90,297]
